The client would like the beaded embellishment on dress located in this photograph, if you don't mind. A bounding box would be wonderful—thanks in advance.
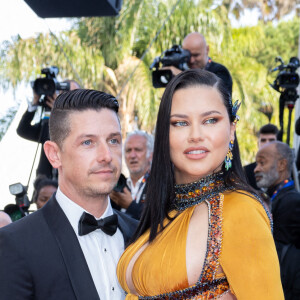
[173,171,231,211]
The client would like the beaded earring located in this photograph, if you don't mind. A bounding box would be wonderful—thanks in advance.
[232,100,241,124]
[224,140,234,171]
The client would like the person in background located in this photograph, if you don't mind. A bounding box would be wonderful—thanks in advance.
[117,69,283,299]
[254,141,300,300]
[244,123,278,189]
[0,212,12,228]
[32,175,58,209]
[168,32,232,95]
[110,130,154,219]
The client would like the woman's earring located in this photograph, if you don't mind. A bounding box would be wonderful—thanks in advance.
[224,140,234,171]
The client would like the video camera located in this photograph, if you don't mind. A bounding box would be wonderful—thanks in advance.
[269,56,300,146]
[270,56,300,103]
[150,45,190,88]
[32,66,70,106]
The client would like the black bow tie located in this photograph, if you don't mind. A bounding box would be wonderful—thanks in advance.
[78,212,118,236]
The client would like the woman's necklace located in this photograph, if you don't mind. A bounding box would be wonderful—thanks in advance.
[173,171,231,211]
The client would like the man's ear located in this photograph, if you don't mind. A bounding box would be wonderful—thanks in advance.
[44,141,62,169]
[278,158,287,172]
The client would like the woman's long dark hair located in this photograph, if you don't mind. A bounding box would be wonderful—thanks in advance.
[132,69,255,243]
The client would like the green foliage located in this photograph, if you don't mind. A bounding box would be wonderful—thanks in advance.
[0,106,18,141]
[258,18,300,68]
[0,0,299,164]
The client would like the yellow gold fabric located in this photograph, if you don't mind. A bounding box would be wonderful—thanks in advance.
[117,191,284,299]
[221,191,284,299]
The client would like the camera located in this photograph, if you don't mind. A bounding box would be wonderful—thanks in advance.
[150,45,191,88]
[269,56,300,146]
[32,66,70,98]
[4,183,31,221]
[113,174,129,193]
[270,56,300,95]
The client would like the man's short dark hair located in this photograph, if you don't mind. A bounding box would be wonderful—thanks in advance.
[49,89,119,148]
[259,124,279,136]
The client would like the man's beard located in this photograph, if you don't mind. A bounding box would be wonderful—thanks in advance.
[256,163,280,189]
[78,182,117,199]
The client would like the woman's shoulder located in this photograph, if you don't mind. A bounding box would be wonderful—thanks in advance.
[222,190,271,228]
[220,190,283,299]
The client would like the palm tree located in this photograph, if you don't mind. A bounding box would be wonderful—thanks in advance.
[1,0,299,163]
[230,0,297,23]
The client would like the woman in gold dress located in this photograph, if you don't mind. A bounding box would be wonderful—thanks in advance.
[117,69,284,299]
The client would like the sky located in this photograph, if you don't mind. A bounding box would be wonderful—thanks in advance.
[0,0,73,116]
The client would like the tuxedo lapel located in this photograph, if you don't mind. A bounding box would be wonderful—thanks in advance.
[42,197,100,300]
[113,209,138,245]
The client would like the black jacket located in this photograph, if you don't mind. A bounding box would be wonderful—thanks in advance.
[276,241,300,300]
[244,162,259,190]
[112,183,147,220]
[0,196,138,300]
[272,184,300,300]
[16,110,53,178]
[272,184,300,247]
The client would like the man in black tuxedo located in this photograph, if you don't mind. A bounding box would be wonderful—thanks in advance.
[0,89,137,300]
[167,32,232,95]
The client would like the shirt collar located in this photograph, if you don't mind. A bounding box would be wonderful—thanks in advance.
[56,187,113,235]
[126,175,144,189]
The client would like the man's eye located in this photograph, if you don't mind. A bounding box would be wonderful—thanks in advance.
[172,121,188,127]
[82,140,92,146]
[109,138,119,145]
[204,118,217,124]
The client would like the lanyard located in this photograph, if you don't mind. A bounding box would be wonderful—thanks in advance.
[271,179,294,201]
[133,171,150,202]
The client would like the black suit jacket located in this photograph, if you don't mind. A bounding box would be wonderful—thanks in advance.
[0,196,138,300]
[271,185,300,299]
[205,60,233,96]
[16,110,53,178]
[276,241,300,300]
[272,185,300,248]
[244,162,259,190]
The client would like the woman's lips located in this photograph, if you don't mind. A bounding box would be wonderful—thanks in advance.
[184,147,209,159]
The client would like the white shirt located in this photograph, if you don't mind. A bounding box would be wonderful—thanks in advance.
[126,176,145,204]
[56,187,125,300]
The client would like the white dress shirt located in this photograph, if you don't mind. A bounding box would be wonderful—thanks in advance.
[126,176,145,204]
[56,187,125,300]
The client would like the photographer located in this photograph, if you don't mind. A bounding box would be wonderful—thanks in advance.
[16,79,80,179]
[167,32,232,95]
